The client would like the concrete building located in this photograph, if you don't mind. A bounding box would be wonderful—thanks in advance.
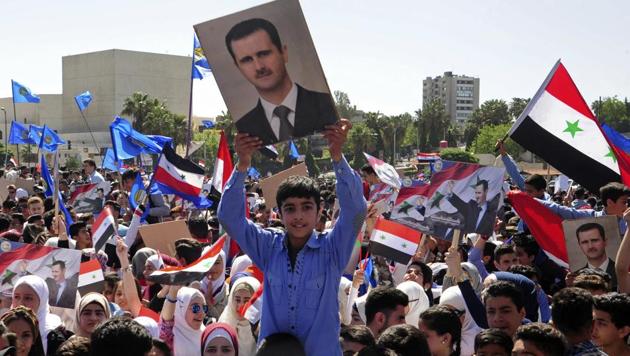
[1,49,192,163]
[422,71,480,127]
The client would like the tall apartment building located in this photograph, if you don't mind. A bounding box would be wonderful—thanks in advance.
[422,72,480,127]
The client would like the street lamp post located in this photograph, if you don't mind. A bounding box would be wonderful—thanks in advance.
[0,107,6,166]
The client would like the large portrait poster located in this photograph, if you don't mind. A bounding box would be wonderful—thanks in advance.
[390,160,505,238]
[0,241,82,309]
[562,216,621,273]
[194,0,338,146]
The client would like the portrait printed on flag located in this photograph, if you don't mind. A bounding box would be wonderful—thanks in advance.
[390,160,505,239]
[0,241,81,309]
[194,0,338,146]
[69,181,111,214]
[562,216,621,280]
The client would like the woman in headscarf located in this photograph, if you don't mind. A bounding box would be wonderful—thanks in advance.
[200,323,239,356]
[132,247,157,281]
[11,275,61,354]
[160,286,207,356]
[135,316,160,339]
[143,254,165,312]
[229,255,252,281]
[201,250,228,320]
[396,281,430,327]
[441,262,483,298]
[218,276,259,356]
[338,276,353,325]
[72,292,111,338]
[439,286,483,356]
[0,306,43,356]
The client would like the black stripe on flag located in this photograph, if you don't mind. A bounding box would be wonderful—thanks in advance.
[93,224,116,252]
[370,241,413,265]
[147,270,206,286]
[511,117,620,192]
[161,145,205,175]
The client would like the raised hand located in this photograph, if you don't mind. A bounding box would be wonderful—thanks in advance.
[234,133,263,172]
[323,118,352,162]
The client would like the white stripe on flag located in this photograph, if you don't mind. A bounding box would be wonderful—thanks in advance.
[158,156,205,187]
[370,229,418,256]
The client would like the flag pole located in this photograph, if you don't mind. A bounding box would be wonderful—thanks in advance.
[78,108,99,154]
[185,42,196,158]
[11,84,19,165]
[53,150,60,219]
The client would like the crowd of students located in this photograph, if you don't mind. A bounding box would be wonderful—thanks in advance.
[1,121,630,355]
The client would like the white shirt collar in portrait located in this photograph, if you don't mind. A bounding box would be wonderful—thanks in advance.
[260,82,298,140]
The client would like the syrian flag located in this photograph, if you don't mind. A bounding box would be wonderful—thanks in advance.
[147,236,225,285]
[507,191,569,268]
[369,218,421,264]
[507,60,624,192]
[198,159,206,168]
[78,259,105,296]
[92,207,118,252]
[364,153,401,189]
[68,183,98,205]
[153,144,210,208]
[211,131,233,194]
[9,158,17,167]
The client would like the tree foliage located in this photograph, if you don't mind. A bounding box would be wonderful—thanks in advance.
[592,96,630,132]
[334,91,358,119]
[508,97,530,121]
[439,148,479,163]
[470,123,523,157]
[463,99,510,147]
[418,99,450,150]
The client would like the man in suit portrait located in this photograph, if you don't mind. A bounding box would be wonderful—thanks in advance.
[576,222,616,290]
[446,179,500,236]
[225,18,337,145]
[45,260,78,308]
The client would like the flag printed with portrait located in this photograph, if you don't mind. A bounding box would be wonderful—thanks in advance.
[0,241,81,309]
[69,181,110,213]
[364,152,401,189]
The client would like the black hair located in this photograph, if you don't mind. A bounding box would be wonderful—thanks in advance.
[43,210,55,231]
[361,165,376,175]
[103,272,120,290]
[507,264,539,281]
[83,159,96,168]
[365,287,409,324]
[356,345,398,356]
[576,222,606,241]
[483,281,525,312]
[475,179,489,191]
[419,305,461,356]
[0,213,10,232]
[493,243,515,262]
[339,325,375,348]
[104,200,121,212]
[575,187,586,199]
[512,234,539,257]
[377,324,430,356]
[514,323,567,356]
[225,18,283,62]
[151,338,171,356]
[256,332,305,356]
[593,292,630,341]
[90,317,152,356]
[524,174,546,191]
[56,336,91,356]
[187,217,208,239]
[408,261,433,286]
[52,260,66,269]
[600,182,630,206]
[574,273,610,293]
[69,221,87,238]
[551,287,594,336]
[474,328,513,354]
[2,200,16,211]
[121,169,138,184]
[276,175,321,211]
[174,238,202,264]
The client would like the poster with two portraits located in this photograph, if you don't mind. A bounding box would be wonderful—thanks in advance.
[194,0,338,147]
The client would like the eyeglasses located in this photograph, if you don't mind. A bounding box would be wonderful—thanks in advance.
[190,303,208,314]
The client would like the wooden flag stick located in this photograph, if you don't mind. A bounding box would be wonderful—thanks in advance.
[452,229,462,249]
[53,151,60,219]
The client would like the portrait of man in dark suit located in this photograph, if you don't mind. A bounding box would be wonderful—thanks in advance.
[45,260,78,308]
[225,18,337,145]
[446,179,500,236]
[576,222,617,290]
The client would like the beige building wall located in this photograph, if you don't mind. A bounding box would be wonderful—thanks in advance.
[0,95,63,147]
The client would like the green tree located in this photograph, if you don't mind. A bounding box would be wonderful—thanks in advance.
[65,155,81,170]
[464,99,510,147]
[592,96,630,132]
[508,97,530,121]
[334,91,358,120]
[121,92,162,132]
[470,123,523,157]
[418,99,450,150]
[345,122,377,168]
[439,148,479,163]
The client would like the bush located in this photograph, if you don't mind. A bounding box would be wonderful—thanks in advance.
[439,148,479,163]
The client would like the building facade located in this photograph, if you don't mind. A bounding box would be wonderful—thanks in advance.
[422,71,480,127]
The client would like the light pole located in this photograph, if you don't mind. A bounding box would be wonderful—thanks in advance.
[0,107,6,166]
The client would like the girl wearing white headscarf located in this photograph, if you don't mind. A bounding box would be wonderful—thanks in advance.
[229,254,252,280]
[135,316,159,338]
[11,275,61,354]
[396,280,430,327]
[201,250,228,320]
[439,286,483,356]
[72,292,111,338]
[338,276,353,325]
[160,286,207,356]
[218,276,260,356]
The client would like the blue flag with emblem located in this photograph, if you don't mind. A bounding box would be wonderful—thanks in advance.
[74,91,93,112]
[201,120,215,129]
[129,172,150,220]
[289,140,300,159]
[9,121,35,145]
[192,34,211,79]
[102,148,122,171]
[11,80,40,103]
[247,167,261,180]
[110,116,165,160]
[40,154,73,233]
[28,124,44,145]
[147,135,173,149]
[39,125,66,152]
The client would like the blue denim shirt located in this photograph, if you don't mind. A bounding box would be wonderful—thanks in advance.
[218,157,367,356]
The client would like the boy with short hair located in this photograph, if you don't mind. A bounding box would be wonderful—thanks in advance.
[592,293,630,355]
[218,119,366,355]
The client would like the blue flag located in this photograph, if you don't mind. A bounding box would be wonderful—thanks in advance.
[201,120,215,129]
[192,34,211,79]
[289,140,300,159]
[110,116,165,160]
[129,173,150,220]
[247,167,261,180]
[74,91,93,112]
[40,154,73,233]
[102,148,122,171]
[601,123,630,153]
[9,121,35,145]
[11,80,40,103]
[39,125,66,152]
[28,124,44,145]
[361,257,378,288]
[147,135,173,149]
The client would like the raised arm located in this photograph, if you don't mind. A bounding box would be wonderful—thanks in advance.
[468,235,489,280]
[115,237,143,317]
[497,140,525,190]
[615,208,630,293]
[124,205,145,247]
[535,198,595,220]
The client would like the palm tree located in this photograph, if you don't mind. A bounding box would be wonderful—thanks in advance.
[121,92,162,132]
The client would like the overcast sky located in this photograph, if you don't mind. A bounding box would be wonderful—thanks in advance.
[1,0,628,118]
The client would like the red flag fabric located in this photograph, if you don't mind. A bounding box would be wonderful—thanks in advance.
[212,131,233,194]
[507,191,569,268]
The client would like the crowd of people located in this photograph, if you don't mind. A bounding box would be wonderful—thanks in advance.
[0,121,630,356]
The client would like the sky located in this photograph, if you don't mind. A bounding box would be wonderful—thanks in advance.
[1,0,629,119]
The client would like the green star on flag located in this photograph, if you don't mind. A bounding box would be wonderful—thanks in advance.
[430,192,445,209]
[606,147,618,163]
[563,120,583,138]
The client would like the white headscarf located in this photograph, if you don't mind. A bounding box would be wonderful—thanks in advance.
[201,250,226,296]
[219,276,260,356]
[396,281,430,327]
[355,294,367,324]
[134,316,159,339]
[173,287,206,356]
[439,285,482,356]
[74,292,111,337]
[12,275,61,354]
[338,277,352,322]
[146,254,164,270]
[229,254,252,280]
